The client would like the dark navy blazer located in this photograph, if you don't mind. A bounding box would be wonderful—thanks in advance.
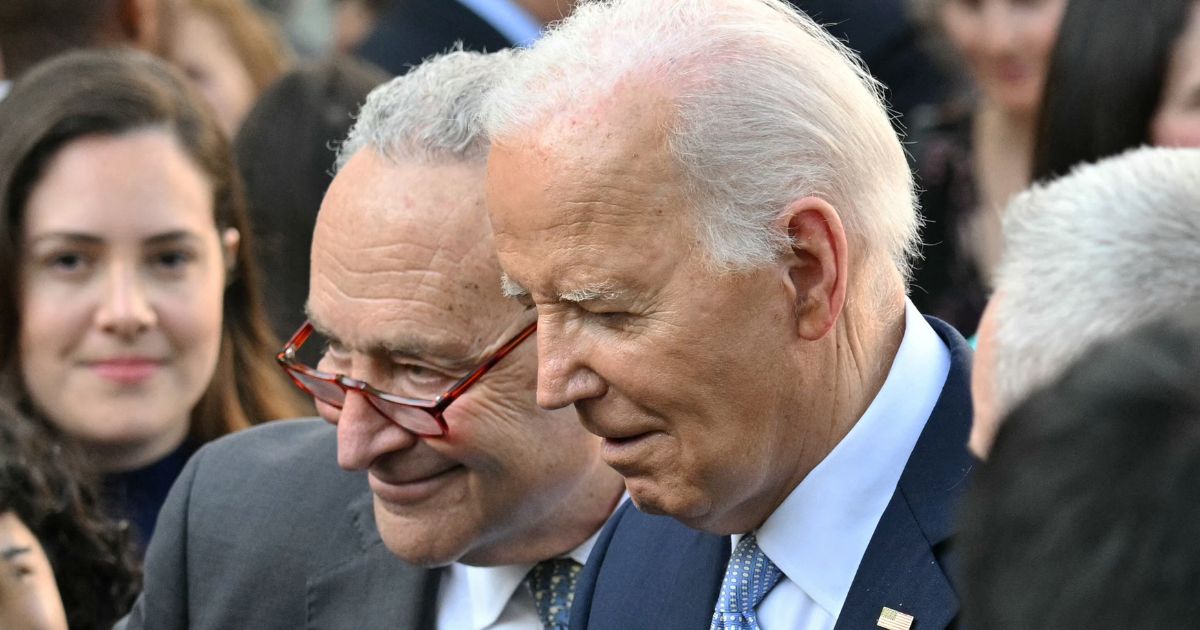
[570,317,976,630]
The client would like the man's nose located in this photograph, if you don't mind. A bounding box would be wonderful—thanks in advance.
[95,264,157,338]
[335,390,418,471]
[535,319,606,410]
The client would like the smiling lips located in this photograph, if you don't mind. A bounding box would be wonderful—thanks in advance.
[89,358,163,384]
[369,463,465,506]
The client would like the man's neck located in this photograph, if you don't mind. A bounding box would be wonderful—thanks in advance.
[756,293,908,533]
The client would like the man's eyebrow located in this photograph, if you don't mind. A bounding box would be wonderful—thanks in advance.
[499,273,528,299]
[304,305,333,339]
[1,546,31,561]
[499,274,626,303]
[559,282,624,303]
[303,311,476,366]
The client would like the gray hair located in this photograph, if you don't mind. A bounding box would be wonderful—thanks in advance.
[992,146,1200,416]
[335,48,514,171]
[482,0,917,292]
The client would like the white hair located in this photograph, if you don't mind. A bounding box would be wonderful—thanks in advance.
[335,48,514,170]
[992,146,1200,416]
[481,0,918,293]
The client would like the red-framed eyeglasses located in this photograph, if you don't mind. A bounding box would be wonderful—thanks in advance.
[276,319,537,437]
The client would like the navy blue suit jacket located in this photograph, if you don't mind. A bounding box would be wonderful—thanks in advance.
[571,317,976,629]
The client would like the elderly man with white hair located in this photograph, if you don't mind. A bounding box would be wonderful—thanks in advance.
[482,1,975,629]
[118,50,624,630]
[970,146,1200,457]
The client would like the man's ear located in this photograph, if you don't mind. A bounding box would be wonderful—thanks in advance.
[118,0,162,52]
[775,196,847,341]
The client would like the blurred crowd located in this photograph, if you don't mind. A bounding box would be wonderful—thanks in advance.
[0,1,1197,629]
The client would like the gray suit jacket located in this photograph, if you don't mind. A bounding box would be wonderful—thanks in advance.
[117,419,440,629]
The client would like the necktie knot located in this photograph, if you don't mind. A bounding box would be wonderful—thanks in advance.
[525,558,583,630]
[711,533,783,630]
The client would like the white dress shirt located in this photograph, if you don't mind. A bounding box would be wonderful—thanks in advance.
[0,80,11,101]
[454,0,543,47]
[435,499,621,630]
[731,299,951,630]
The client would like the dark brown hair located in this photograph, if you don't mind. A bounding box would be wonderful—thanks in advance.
[0,0,123,79]
[234,56,388,340]
[0,397,140,629]
[1032,0,1194,182]
[186,0,292,95]
[0,49,308,447]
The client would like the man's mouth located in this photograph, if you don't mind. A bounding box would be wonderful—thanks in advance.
[599,431,662,470]
[369,465,465,508]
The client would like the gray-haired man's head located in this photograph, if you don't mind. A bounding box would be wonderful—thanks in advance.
[308,49,621,567]
[971,146,1200,456]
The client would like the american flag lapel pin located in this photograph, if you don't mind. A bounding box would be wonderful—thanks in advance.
[877,606,915,630]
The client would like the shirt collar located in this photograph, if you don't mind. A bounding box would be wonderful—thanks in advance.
[748,299,951,618]
[446,501,615,630]
[454,0,543,47]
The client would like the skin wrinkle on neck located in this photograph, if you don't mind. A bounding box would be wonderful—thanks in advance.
[747,286,905,533]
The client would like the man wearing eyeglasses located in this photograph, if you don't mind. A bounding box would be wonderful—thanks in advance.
[118,50,624,630]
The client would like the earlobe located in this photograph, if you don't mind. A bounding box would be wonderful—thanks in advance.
[221,227,241,277]
[776,197,848,341]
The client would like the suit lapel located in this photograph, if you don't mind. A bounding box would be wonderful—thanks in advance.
[306,484,441,630]
[573,500,730,630]
[573,318,974,630]
[835,317,976,630]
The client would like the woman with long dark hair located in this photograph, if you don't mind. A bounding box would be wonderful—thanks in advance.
[0,397,139,630]
[1033,0,1200,180]
[906,0,1069,336]
[0,49,308,550]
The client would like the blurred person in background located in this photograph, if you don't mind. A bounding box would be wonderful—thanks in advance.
[0,50,307,551]
[970,147,1200,457]
[347,0,578,75]
[0,0,178,95]
[171,0,293,137]
[0,397,140,630]
[905,0,1067,336]
[332,0,390,53]
[790,0,954,123]
[234,55,388,341]
[1033,0,1200,181]
[960,313,1200,629]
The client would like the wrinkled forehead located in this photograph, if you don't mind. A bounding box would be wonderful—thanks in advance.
[309,150,517,343]
[488,159,691,302]
[485,97,691,281]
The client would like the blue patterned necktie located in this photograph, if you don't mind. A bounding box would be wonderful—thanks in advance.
[525,558,583,630]
[711,533,784,630]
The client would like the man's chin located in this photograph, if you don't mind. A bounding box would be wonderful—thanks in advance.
[374,507,468,567]
[378,531,464,568]
[626,478,712,526]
